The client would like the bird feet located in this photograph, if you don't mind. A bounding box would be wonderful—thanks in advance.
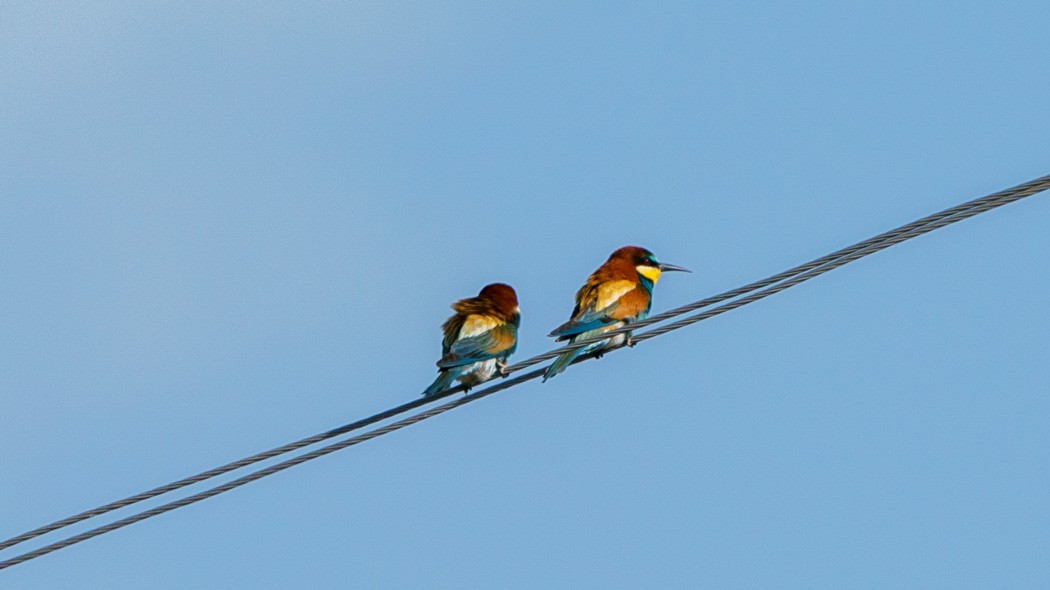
[495,359,509,377]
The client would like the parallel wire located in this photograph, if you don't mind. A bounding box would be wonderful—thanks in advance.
[513,173,1050,364]
[5,177,1045,555]
[0,394,452,552]
[2,174,1048,570]
[0,367,550,571]
[636,175,1050,341]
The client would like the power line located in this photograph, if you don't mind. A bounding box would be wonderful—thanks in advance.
[0,391,451,553]
[1,174,1047,570]
[510,172,1050,363]
[2,173,1047,559]
[634,176,1050,341]
[0,366,548,571]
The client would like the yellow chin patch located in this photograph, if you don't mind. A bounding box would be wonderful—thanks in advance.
[636,264,662,284]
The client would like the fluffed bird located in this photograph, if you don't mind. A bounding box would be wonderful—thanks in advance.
[422,283,521,397]
[543,246,689,381]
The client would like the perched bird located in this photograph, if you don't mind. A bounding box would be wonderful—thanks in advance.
[543,246,689,381]
[422,283,521,397]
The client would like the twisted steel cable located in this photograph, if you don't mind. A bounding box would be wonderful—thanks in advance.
[0,394,448,553]
[511,172,1050,364]
[635,175,1050,341]
[2,173,1047,569]
[0,366,550,571]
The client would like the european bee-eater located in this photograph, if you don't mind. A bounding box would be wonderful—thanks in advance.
[422,283,521,397]
[543,246,689,381]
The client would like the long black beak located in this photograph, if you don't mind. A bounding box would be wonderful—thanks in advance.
[658,262,691,273]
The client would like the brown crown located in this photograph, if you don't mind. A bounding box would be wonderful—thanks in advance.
[608,245,656,266]
[477,282,518,312]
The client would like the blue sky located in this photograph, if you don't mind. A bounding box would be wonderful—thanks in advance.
[2,2,1049,587]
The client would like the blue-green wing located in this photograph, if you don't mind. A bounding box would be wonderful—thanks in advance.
[438,322,518,368]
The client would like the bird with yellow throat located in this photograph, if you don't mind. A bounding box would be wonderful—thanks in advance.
[543,246,688,381]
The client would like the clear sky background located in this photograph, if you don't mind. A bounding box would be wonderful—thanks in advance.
[2,2,1049,588]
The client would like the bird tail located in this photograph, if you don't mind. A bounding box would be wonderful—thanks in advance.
[422,368,461,398]
[543,326,624,382]
[543,348,584,382]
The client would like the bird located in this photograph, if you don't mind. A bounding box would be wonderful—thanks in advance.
[422,283,521,397]
[543,246,689,381]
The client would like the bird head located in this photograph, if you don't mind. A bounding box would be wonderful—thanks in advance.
[609,246,690,285]
[477,283,520,323]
